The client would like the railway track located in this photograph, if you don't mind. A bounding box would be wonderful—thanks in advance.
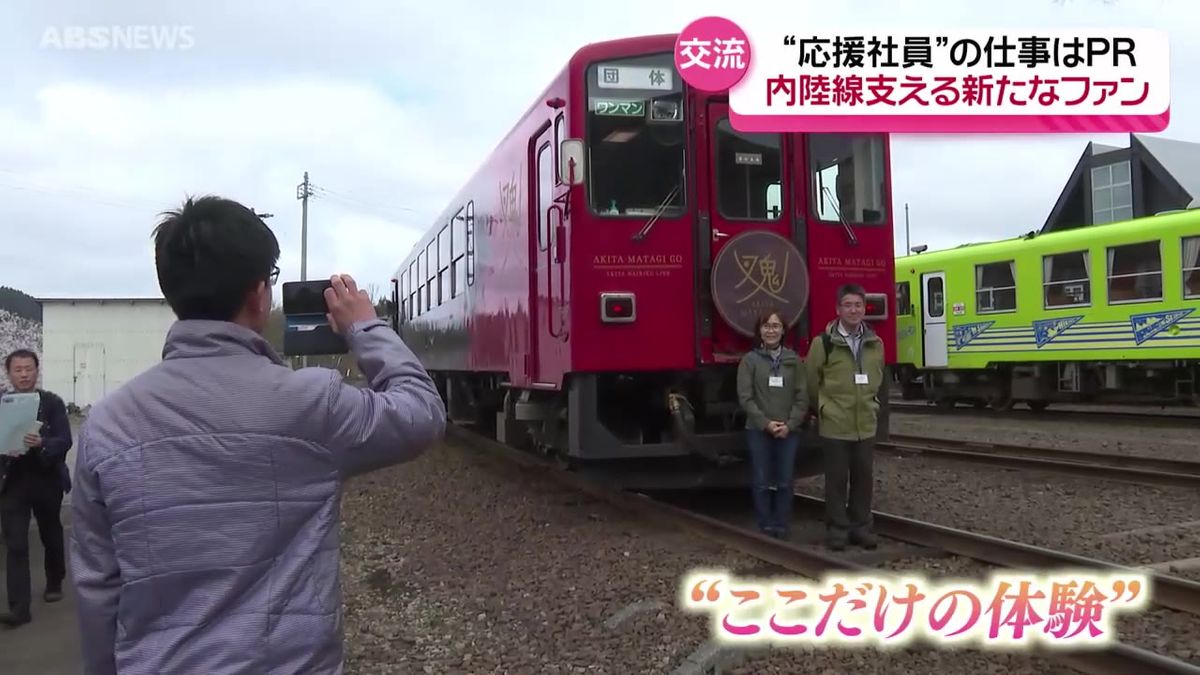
[879,433,1200,489]
[889,400,1200,428]
[446,422,1200,674]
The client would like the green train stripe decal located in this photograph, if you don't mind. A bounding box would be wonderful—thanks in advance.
[948,311,1198,351]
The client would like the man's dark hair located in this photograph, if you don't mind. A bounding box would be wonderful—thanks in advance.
[153,196,281,321]
[837,283,867,305]
[4,349,38,371]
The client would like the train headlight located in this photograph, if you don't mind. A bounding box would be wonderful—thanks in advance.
[865,293,889,320]
[601,292,635,323]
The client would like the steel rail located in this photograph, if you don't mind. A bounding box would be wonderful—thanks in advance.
[887,433,1200,476]
[444,424,1200,674]
[879,435,1200,489]
[889,401,1200,427]
[793,495,1200,617]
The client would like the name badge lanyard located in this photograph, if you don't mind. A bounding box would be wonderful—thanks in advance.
[765,350,784,387]
[850,335,871,385]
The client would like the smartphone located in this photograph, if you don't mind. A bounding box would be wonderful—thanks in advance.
[282,280,332,316]
[281,281,348,356]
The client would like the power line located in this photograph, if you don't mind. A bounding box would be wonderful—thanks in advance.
[309,184,434,223]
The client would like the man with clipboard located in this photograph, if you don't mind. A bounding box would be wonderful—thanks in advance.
[0,348,73,628]
[804,284,886,552]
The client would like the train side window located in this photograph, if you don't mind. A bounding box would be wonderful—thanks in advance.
[896,281,911,315]
[975,261,1017,313]
[409,264,415,317]
[714,118,783,221]
[409,262,416,318]
[1106,241,1162,303]
[466,201,476,286]
[425,245,435,311]
[1043,251,1091,308]
[452,207,467,298]
[537,141,552,251]
[926,277,944,318]
[415,259,423,317]
[438,225,451,305]
[1183,236,1200,299]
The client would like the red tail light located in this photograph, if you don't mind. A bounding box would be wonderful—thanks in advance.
[864,293,888,320]
[601,293,635,323]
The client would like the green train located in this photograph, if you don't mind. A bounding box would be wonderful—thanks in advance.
[893,208,1200,409]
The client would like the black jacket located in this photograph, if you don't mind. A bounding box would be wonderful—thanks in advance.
[0,389,73,494]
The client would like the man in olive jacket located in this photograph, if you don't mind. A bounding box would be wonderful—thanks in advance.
[805,284,885,551]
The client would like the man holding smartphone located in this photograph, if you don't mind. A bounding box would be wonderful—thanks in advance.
[68,196,446,674]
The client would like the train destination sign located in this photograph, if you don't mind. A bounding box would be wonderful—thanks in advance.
[710,230,810,338]
[596,64,676,91]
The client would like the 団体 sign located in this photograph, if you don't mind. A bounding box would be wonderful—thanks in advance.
[674,15,1170,133]
[596,64,676,91]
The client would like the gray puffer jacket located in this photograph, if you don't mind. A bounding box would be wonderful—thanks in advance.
[70,318,446,675]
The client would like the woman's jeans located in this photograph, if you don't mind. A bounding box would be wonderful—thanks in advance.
[745,428,801,536]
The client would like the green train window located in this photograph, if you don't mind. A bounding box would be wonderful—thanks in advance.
[1043,251,1091,308]
[975,261,1017,313]
[926,277,944,318]
[1106,241,1162,303]
[1184,237,1200,299]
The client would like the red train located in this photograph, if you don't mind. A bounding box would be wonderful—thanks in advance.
[389,33,896,488]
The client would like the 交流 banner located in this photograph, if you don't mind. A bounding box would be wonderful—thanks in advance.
[675,16,1170,133]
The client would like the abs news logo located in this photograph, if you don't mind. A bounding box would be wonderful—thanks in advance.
[40,25,196,51]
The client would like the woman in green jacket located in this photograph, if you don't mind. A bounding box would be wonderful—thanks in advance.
[736,309,809,539]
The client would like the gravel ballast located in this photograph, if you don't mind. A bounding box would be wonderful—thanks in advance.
[339,438,1080,673]
[798,431,1200,664]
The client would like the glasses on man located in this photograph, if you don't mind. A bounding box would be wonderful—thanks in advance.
[269,266,280,286]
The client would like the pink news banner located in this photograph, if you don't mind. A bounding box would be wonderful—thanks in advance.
[672,15,1170,134]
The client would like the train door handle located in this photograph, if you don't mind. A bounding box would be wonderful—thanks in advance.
[712,229,730,241]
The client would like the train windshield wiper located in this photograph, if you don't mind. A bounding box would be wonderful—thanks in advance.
[632,183,680,242]
[821,186,859,247]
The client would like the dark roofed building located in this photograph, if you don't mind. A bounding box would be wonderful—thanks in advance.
[1041,133,1200,234]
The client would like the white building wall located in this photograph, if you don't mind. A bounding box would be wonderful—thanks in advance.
[40,299,178,408]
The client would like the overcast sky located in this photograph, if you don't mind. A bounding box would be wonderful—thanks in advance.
[1,0,1194,300]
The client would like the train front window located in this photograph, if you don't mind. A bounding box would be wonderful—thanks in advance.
[809,134,887,225]
[715,119,783,221]
[586,53,685,217]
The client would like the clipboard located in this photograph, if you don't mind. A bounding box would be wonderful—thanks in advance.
[0,392,41,457]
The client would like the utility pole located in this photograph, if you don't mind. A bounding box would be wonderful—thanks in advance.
[296,172,312,282]
[296,172,314,369]
[904,202,911,254]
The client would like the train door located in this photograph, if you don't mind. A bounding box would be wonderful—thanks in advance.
[527,121,564,386]
[702,100,791,356]
[921,271,948,367]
